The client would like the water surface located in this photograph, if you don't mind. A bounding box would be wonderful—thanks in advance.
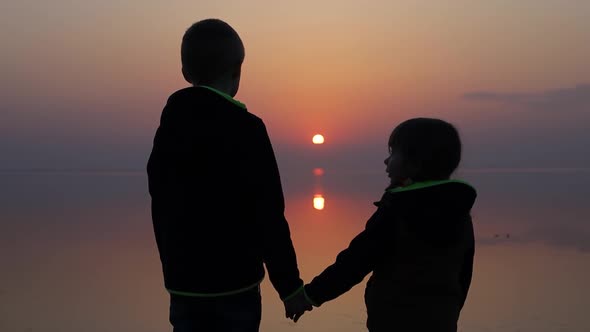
[1,169,589,331]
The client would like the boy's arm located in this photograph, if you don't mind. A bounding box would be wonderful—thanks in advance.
[249,118,303,300]
[459,216,475,309]
[304,201,392,306]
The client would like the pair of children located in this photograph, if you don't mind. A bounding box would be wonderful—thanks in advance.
[147,18,476,332]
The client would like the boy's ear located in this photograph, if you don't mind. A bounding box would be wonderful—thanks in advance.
[231,64,242,79]
[182,67,193,84]
[404,159,421,180]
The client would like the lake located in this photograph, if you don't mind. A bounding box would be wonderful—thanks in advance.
[1,168,589,331]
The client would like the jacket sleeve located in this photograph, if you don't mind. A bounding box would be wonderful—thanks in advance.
[459,216,475,309]
[304,200,393,306]
[248,118,303,300]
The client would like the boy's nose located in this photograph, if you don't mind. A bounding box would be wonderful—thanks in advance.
[384,157,389,165]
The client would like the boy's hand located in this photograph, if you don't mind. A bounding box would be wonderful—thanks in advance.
[284,290,313,322]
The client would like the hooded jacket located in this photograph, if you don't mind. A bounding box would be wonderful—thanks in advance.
[304,180,476,331]
[147,86,303,299]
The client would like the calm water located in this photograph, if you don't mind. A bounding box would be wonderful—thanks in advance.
[1,169,589,332]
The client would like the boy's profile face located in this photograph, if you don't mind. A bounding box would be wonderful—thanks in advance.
[384,146,413,187]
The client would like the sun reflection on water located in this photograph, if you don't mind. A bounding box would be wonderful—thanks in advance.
[313,194,325,210]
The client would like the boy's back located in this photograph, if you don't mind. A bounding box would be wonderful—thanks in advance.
[147,86,302,299]
[366,181,475,331]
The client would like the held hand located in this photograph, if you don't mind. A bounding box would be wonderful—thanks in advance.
[284,290,313,322]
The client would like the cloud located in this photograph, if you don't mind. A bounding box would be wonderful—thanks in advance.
[463,83,590,112]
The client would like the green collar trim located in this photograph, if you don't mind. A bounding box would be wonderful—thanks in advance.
[386,179,473,194]
[198,85,246,109]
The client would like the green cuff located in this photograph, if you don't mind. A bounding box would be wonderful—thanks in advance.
[303,288,320,307]
[281,285,304,302]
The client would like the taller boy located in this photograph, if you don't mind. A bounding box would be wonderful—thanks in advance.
[147,19,306,331]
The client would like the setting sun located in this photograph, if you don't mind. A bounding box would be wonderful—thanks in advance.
[312,134,325,144]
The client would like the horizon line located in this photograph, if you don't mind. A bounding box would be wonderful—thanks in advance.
[1,167,590,175]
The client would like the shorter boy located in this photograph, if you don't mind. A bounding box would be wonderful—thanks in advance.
[290,118,476,331]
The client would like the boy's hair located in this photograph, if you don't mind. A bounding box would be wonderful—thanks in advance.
[181,19,245,84]
[389,118,462,181]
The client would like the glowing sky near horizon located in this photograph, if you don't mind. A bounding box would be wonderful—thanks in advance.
[1,0,590,170]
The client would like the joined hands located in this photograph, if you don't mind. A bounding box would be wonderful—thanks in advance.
[284,289,313,322]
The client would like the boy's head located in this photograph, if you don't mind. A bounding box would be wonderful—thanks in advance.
[181,19,245,95]
[385,118,461,186]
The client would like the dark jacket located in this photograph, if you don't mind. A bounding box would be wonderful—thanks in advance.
[304,180,476,332]
[147,86,303,299]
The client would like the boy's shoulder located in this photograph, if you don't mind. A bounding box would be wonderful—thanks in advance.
[165,86,207,106]
[164,87,263,123]
[166,86,253,112]
[376,180,476,215]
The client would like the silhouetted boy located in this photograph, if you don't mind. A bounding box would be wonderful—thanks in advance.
[291,118,477,331]
[147,19,307,332]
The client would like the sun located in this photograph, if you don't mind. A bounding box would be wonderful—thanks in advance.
[312,134,325,144]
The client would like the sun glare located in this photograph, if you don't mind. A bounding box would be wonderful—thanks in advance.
[313,194,325,210]
[313,168,325,176]
[312,134,325,144]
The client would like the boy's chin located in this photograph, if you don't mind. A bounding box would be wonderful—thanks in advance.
[387,177,411,189]
[386,180,399,190]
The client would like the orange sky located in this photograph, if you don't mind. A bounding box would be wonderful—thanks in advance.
[1,1,590,169]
